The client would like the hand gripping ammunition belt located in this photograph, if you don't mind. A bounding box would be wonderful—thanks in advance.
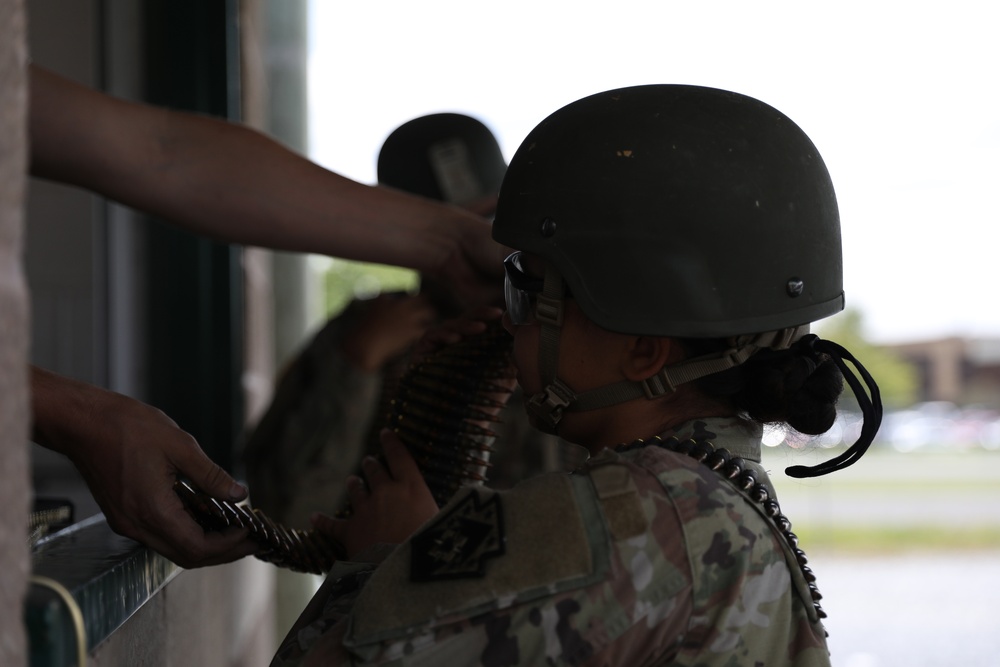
[174,321,515,574]
[173,478,342,573]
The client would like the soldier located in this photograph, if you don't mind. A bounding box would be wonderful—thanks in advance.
[244,113,581,529]
[273,84,883,666]
[244,112,570,529]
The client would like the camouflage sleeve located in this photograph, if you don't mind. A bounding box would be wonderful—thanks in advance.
[285,461,693,666]
[243,310,384,529]
[629,446,831,666]
[279,447,828,666]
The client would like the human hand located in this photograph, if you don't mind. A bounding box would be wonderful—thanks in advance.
[341,293,437,372]
[311,429,438,559]
[31,367,258,568]
[462,194,499,218]
[424,211,505,312]
[411,305,507,359]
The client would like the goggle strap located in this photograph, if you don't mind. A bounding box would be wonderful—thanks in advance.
[536,268,565,384]
[535,295,564,327]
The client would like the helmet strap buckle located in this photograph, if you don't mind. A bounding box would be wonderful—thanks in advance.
[535,266,566,327]
[527,379,577,433]
[534,294,564,327]
[641,371,676,398]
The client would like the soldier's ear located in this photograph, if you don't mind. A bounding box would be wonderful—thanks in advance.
[621,336,677,382]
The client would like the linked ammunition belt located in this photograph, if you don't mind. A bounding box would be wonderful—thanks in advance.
[175,322,515,574]
[173,478,341,573]
[386,320,514,505]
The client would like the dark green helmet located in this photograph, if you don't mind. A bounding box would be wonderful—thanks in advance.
[492,84,844,338]
[378,112,506,205]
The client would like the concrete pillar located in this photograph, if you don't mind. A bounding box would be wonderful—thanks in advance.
[264,0,322,368]
[0,1,30,666]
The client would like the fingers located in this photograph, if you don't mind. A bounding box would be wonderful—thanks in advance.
[147,437,256,567]
[368,292,435,324]
[415,307,505,352]
[311,512,348,549]
[361,455,387,485]
[348,438,424,506]
[345,475,368,506]
[171,431,247,502]
[194,528,259,566]
[459,216,504,277]
[462,194,498,218]
[466,305,506,322]
[379,429,422,481]
[400,293,436,318]
[162,523,257,569]
[120,490,257,569]
[310,511,337,535]
[39,375,257,569]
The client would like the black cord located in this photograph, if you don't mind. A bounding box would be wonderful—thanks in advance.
[785,335,884,478]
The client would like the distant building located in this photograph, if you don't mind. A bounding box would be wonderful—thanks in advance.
[888,337,1000,407]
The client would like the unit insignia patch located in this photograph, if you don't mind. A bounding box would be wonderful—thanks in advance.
[410,491,505,582]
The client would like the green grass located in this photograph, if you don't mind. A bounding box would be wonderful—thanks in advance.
[783,478,1000,493]
[764,448,1000,554]
[797,524,1000,554]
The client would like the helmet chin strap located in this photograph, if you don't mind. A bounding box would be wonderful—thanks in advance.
[524,268,572,434]
[525,268,811,434]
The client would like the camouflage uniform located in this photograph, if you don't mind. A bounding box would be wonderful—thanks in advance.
[272,416,830,666]
[243,302,384,529]
[244,298,571,529]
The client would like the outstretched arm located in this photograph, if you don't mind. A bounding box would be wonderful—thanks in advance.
[31,366,258,568]
[27,65,502,310]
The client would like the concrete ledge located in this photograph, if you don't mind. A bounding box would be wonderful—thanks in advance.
[27,515,276,667]
[26,515,180,664]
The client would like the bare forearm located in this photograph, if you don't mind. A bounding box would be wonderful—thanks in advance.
[30,365,105,458]
[28,65,502,310]
[30,365,152,470]
[28,65,490,273]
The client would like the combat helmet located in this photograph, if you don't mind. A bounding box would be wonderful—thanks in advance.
[493,84,843,338]
[494,85,880,477]
[378,112,506,207]
[378,113,507,316]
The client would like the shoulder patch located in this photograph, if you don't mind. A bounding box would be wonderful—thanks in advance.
[410,492,505,581]
[589,462,649,540]
[345,475,611,648]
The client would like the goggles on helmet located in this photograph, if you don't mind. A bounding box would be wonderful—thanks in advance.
[504,251,544,325]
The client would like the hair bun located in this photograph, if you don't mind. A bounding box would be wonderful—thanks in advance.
[785,359,843,435]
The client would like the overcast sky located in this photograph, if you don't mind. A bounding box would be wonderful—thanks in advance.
[306,0,999,344]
